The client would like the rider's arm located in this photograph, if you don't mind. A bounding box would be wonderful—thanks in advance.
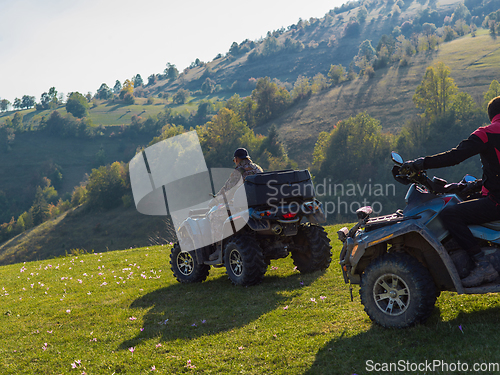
[423,134,486,169]
[214,167,244,202]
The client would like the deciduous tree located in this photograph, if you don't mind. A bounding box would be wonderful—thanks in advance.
[484,80,500,108]
[113,80,122,94]
[21,95,35,109]
[165,63,179,81]
[133,74,143,87]
[85,162,128,210]
[451,92,477,121]
[0,99,10,112]
[198,108,255,167]
[147,74,157,86]
[13,98,21,110]
[312,73,328,93]
[201,78,216,95]
[11,112,23,131]
[172,89,189,104]
[66,92,89,118]
[413,62,457,118]
[119,79,134,100]
[39,92,51,110]
[313,112,391,182]
[251,77,291,124]
[96,83,112,100]
[291,75,312,100]
[328,64,346,84]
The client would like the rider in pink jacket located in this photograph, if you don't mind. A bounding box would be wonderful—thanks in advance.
[403,96,500,287]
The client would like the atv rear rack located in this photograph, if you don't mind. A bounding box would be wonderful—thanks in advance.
[364,212,421,232]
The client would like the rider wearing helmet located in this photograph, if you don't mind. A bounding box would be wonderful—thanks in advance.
[211,148,263,204]
[402,96,500,287]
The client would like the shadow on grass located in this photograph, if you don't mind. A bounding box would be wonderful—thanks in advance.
[305,305,500,375]
[105,103,127,111]
[117,110,131,119]
[119,270,325,350]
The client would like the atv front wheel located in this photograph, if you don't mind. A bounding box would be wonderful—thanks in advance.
[291,223,332,273]
[224,235,267,286]
[360,252,436,328]
[170,242,210,283]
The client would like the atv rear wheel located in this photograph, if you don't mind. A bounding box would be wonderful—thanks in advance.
[224,234,267,286]
[170,242,210,283]
[291,223,332,273]
[360,252,436,328]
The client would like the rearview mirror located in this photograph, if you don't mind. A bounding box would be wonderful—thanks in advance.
[356,206,373,220]
[391,151,404,165]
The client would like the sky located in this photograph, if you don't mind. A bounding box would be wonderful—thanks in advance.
[0,0,347,103]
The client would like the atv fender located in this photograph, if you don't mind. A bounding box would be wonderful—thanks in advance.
[178,217,212,264]
[219,211,250,242]
[349,220,464,294]
[180,217,212,247]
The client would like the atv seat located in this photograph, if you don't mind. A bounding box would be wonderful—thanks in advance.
[482,221,500,231]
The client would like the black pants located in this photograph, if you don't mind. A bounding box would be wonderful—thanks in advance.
[439,196,500,255]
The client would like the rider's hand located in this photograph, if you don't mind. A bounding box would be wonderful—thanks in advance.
[400,158,425,175]
[461,179,482,196]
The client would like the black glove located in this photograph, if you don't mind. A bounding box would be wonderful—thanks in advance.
[400,158,425,175]
[392,165,411,185]
[460,179,482,198]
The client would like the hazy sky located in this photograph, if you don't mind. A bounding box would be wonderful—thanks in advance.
[0,0,346,103]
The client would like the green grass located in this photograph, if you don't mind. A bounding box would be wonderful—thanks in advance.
[88,101,168,127]
[2,224,500,374]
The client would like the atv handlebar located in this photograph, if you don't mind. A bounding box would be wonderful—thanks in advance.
[391,152,482,198]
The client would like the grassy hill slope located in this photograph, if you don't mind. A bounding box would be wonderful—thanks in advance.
[2,226,500,374]
[151,0,461,96]
[0,130,151,198]
[263,31,500,166]
[0,205,172,266]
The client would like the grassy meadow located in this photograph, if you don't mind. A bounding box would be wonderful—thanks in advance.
[2,224,500,374]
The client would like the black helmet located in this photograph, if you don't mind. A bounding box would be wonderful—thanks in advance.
[233,148,249,159]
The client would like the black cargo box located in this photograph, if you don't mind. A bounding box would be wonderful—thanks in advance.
[244,169,315,207]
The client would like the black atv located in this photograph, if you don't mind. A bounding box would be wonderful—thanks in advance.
[170,169,332,286]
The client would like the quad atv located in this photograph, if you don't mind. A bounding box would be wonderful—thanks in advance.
[170,169,332,286]
[338,152,500,328]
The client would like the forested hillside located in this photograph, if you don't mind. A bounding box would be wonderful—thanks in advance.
[0,0,500,264]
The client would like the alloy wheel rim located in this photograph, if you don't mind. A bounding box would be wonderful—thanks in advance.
[177,252,194,276]
[229,249,243,276]
[373,273,410,316]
